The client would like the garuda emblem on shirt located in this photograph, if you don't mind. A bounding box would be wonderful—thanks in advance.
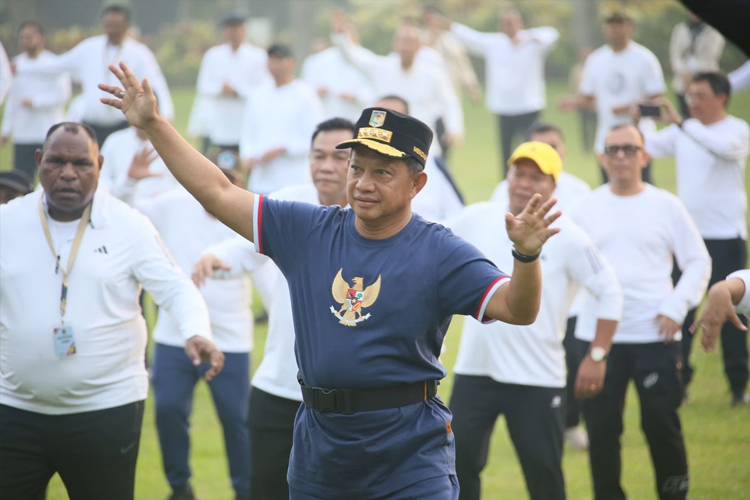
[329,268,381,326]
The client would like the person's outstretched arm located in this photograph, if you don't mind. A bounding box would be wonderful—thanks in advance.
[99,61,256,242]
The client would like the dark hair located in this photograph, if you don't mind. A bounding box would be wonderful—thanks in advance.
[102,4,131,23]
[405,156,424,176]
[19,21,44,36]
[267,43,293,59]
[692,71,731,105]
[606,123,644,145]
[526,122,564,141]
[311,117,356,145]
[43,122,98,150]
[377,95,410,114]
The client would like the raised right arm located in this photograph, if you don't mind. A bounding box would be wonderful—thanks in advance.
[100,62,256,242]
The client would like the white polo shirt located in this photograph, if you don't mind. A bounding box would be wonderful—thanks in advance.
[204,183,322,401]
[192,42,271,145]
[579,41,666,153]
[451,24,559,116]
[570,185,711,344]
[0,189,211,415]
[1,51,71,144]
[447,203,622,387]
[135,188,253,353]
[239,80,324,194]
[15,35,173,125]
[645,116,750,240]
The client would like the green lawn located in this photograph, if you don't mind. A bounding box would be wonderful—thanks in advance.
[2,83,750,499]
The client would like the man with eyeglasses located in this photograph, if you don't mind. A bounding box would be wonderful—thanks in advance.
[569,124,710,500]
[641,72,750,406]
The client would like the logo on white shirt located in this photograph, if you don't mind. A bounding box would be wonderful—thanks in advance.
[94,246,109,255]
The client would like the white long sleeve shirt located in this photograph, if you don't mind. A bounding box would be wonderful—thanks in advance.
[451,24,559,115]
[205,183,324,401]
[669,22,724,94]
[646,116,749,240]
[0,190,211,415]
[239,80,324,194]
[570,185,711,344]
[727,270,750,314]
[15,35,173,125]
[0,42,11,105]
[1,51,71,144]
[135,188,253,353]
[580,42,666,153]
[447,203,622,387]
[301,47,375,122]
[98,127,178,205]
[332,35,464,141]
[191,43,271,145]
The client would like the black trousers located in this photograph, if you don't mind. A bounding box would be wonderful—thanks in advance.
[84,120,130,147]
[13,142,42,179]
[582,342,688,500]
[578,109,597,152]
[563,316,587,428]
[247,386,301,500]
[450,375,565,500]
[497,111,540,176]
[676,94,690,120]
[0,401,144,500]
[680,237,748,395]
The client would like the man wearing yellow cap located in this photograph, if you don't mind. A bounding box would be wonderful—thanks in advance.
[445,142,623,500]
[101,62,563,499]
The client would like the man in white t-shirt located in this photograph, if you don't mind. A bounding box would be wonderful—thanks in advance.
[490,122,592,449]
[193,117,355,500]
[239,43,324,194]
[0,122,223,500]
[692,271,750,365]
[429,8,559,174]
[446,142,622,500]
[188,13,271,154]
[643,71,750,405]
[560,10,666,184]
[1,21,71,178]
[570,124,711,500]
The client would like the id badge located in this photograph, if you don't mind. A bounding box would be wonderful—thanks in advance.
[53,325,77,359]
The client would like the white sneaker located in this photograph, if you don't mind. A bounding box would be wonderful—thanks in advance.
[565,426,589,450]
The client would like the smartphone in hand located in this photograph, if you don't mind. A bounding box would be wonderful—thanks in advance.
[638,103,662,118]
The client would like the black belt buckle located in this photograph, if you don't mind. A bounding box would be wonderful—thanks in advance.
[315,388,354,415]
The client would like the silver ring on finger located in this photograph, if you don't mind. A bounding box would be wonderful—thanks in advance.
[118,90,126,99]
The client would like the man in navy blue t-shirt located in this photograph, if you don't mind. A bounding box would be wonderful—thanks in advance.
[100,62,562,499]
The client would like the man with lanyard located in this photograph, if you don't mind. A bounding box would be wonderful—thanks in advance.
[100,62,560,499]
[0,122,223,499]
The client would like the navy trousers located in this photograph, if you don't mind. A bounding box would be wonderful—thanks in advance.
[151,343,251,497]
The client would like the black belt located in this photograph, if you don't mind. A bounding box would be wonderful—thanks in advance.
[300,380,439,414]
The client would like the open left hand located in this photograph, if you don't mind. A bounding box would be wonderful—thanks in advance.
[184,336,225,381]
[506,194,561,256]
[99,61,161,131]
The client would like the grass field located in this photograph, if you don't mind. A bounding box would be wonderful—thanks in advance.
[2,82,750,499]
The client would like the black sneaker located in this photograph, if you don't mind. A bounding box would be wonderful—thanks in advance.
[731,391,749,406]
[167,484,197,500]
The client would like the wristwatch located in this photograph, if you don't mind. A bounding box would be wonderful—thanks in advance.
[589,346,607,362]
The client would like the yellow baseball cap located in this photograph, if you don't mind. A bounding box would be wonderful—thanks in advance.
[507,141,562,180]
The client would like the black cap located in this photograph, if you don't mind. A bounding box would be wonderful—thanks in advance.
[335,107,433,167]
[0,170,33,195]
[220,12,246,26]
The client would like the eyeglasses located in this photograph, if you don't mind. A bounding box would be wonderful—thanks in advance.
[603,145,642,157]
